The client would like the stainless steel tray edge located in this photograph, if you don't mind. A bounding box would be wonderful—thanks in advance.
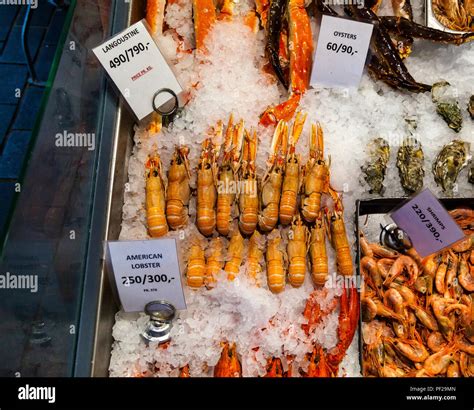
[425,0,468,34]
[90,0,146,377]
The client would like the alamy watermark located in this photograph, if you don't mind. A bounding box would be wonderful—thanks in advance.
[325,271,363,291]
[0,272,38,293]
[55,131,96,151]
[0,0,38,8]
[18,385,55,404]
[322,0,365,8]
[217,179,257,197]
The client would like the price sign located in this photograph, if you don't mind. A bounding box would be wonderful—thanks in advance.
[93,20,183,120]
[390,189,465,257]
[311,15,373,88]
[106,239,186,312]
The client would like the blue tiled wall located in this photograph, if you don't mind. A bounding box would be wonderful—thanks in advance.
[0,1,69,239]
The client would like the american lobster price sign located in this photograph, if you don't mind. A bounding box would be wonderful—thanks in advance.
[390,189,465,257]
[93,20,183,120]
[106,239,186,312]
[311,15,373,89]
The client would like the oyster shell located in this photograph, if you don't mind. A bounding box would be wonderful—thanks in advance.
[432,140,470,193]
[432,81,463,133]
[397,137,425,194]
[361,137,390,195]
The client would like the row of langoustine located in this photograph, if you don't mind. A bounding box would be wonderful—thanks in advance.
[198,111,340,240]
[186,209,353,293]
[145,114,354,281]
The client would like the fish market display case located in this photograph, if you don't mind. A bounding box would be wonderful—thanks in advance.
[93,0,474,377]
[1,0,473,378]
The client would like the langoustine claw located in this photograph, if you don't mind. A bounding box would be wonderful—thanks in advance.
[325,282,360,375]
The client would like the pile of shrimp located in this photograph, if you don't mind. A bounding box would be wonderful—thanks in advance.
[360,214,474,377]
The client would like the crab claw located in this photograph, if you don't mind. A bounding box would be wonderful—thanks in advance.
[302,291,323,336]
[265,120,288,171]
[302,289,338,335]
[329,190,344,213]
[231,120,245,164]
[288,111,306,154]
[309,122,324,161]
[260,94,302,127]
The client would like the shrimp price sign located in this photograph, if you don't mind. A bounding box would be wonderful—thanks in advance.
[93,20,183,120]
[390,189,465,257]
[311,15,374,88]
[106,239,186,312]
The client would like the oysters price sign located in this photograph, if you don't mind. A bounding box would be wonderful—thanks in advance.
[106,239,186,312]
[311,15,373,88]
[93,20,183,120]
[390,189,465,257]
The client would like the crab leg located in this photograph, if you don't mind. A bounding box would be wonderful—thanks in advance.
[193,0,217,51]
[266,0,289,89]
[146,0,167,35]
[260,0,313,126]
[364,0,415,58]
[368,54,430,92]
[347,6,431,92]
[380,16,474,45]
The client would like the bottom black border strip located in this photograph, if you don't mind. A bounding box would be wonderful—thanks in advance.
[0,377,472,410]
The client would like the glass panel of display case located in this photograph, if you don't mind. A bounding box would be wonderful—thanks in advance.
[0,0,115,377]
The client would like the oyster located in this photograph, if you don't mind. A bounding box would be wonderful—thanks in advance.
[469,95,474,120]
[397,137,425,194]
[432,81,463,133]
[361,138,390,195]
[432,140,470,193]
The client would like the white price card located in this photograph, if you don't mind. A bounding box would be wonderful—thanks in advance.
[390,189,465,257]
[106,239,186,312]
[311,15,373,88]
[93,20,183,120]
